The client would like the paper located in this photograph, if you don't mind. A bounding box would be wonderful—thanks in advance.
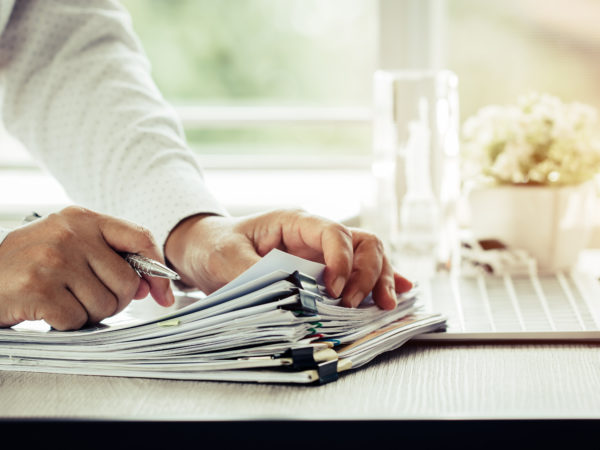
[211,248,326,297]
[0,249,446,384]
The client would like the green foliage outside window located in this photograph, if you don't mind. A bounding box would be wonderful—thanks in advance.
[120,0,375,157]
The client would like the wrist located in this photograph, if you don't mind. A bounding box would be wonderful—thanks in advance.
[164,213,220,285]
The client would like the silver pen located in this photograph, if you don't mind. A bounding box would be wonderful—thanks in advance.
[23,212,181,280]
[122,253,180,280]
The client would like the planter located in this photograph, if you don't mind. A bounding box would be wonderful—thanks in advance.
[467,181,596,272]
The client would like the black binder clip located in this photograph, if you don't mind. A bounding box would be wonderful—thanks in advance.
[297,290,319,315]
[287,271,321,295]
[280,289,318,315]
[286,347,318,370]
[316,360,339,385]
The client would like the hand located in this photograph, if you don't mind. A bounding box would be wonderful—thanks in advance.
[165,209,412,310]
[0,206,174,330]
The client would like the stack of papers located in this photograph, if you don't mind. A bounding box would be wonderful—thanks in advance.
[0,250,446,384]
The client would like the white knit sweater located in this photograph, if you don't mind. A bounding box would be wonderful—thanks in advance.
[0,0,227,251]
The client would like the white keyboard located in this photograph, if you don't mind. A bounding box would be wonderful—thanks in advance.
[414,271,600,341]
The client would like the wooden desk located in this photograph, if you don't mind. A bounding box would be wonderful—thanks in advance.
[1,342,599,420]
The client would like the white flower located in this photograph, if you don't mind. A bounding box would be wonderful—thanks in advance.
[461,93,600,186]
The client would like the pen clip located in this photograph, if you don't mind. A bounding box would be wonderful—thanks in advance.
[22,211,42,225]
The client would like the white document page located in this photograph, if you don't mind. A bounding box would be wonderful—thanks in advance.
[211,248,326,297]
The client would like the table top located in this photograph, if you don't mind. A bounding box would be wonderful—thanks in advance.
[2,341,600,420]
[3,249,600,422]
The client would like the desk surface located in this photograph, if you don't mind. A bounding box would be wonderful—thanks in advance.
[3,252,600,421]
[2,342,599,420]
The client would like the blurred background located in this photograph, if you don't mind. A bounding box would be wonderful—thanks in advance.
[123,0,600,155]
[2,0,600,229]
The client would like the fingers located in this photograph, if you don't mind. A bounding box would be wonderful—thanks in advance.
[65,267,119,324]
[86,247,148,313]
[273,211,353,298]
[256,210,412,309]
[319,224,354,298]
[299,220,412,310]
[37,287,88,331]
[341,234,414,309]
[339,230,386,308]
[162,209,412,313]
[394,272,414,294]
[98,216,174,307]
[134,279,151,300]
[370,257,401,310]
[282,213,388,308]
[0,206,175,331]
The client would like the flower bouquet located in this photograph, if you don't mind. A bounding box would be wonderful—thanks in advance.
[461,93,600,271]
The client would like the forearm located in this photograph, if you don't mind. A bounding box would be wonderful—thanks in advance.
[0,0,226,248]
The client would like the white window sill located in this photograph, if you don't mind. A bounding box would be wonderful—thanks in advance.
[0,168,368,227]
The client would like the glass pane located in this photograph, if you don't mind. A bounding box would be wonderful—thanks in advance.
[185,124,370,156]
[122,0,376,105]
[448,0,600,122]
[121,0,376,157]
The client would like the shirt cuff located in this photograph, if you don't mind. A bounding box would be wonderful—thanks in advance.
[110,157,229,253]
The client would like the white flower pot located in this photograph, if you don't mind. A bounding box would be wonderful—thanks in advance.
[467,181,596,272]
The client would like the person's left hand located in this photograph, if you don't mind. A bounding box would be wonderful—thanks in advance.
[164,209,412,309]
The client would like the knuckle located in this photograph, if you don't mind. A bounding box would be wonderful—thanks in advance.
[284,207,307,216]
[54,227,76,247]
[135,225,157,249]
[273,207,307,223]
[328,222,352,241]
[354,229,384,253]
[35,244,67,269]
[60,205,95,220]
[44,212,66,231]
[366,233,385,254]
[43,220,78,247]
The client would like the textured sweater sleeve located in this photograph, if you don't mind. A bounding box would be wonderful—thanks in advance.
[0,0,228,250]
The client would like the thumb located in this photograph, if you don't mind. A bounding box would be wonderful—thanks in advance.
[98,216,174,307]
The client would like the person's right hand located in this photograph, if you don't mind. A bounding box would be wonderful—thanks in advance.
[0,206,174,330]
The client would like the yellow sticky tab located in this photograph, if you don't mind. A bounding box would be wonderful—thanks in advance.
[314,348,338,363]
[337,359,353,372]
[158,319,180,327]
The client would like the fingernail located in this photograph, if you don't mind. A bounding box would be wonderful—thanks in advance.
[349,291,364,308]
[332,276,346,298]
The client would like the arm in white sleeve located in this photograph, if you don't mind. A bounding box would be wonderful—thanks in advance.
[0,0,227,249]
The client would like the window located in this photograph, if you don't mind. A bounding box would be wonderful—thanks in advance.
[2,0,599,228]
[122,0,377,161]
